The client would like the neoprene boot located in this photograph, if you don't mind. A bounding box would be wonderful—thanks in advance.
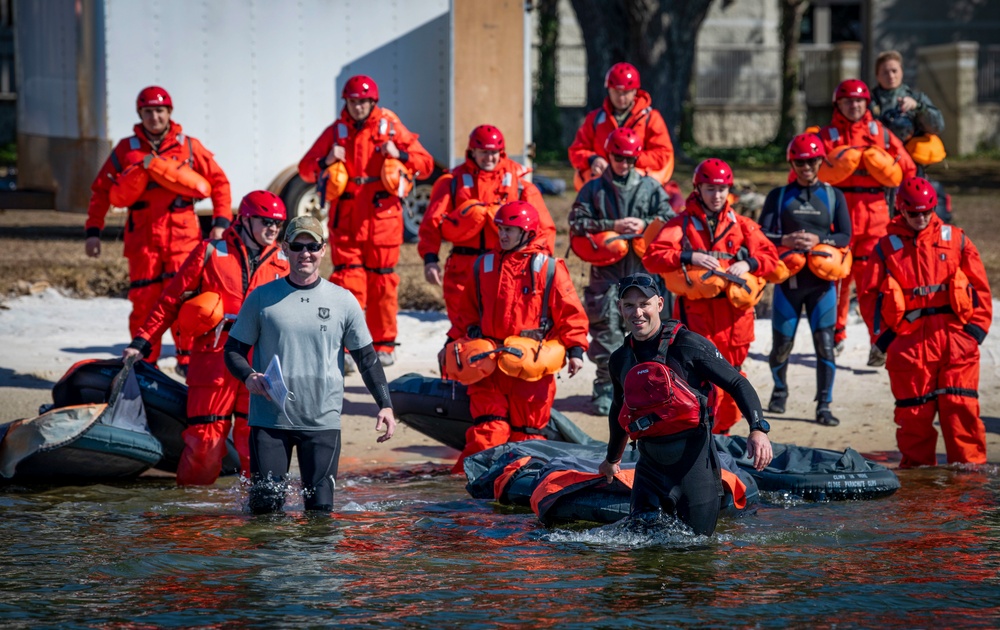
[816,402,840,427]
[768,390,788,414]
[591,381,614,416]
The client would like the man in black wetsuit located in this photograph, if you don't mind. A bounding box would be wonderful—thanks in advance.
[758,133,852,426]
[598,273,772,535]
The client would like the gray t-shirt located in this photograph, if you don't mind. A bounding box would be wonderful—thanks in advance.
[229,277,373,431]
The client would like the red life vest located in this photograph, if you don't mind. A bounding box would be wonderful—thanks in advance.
[618,322,707,440]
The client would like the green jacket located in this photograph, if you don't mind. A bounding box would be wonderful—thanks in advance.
[870,83,945,137]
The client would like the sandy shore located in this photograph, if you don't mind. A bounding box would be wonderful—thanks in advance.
[1,290,998,471]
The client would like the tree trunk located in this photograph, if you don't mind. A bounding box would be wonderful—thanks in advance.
[568,0,714,151]
[533,0,562,157]
[775,0,809,147]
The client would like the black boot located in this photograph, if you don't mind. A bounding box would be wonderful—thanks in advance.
[816,402,840,427]
[768,390,788,414]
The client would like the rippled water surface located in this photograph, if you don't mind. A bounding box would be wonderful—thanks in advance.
[2,465,999,628]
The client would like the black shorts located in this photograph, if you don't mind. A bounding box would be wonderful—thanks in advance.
[248,426,342,514]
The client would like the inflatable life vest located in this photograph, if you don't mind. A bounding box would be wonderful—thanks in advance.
[143,139,212,199]
[441,199,489,243]
[632,217,666,259]
[618,322,705,440]
[819,146,863,185]
[569,231,634,266]
[725,272,767,310]
[318,161,350,203]
[861,145,903,187]
[109,162,150,208]
[176,291,224,338]
[381,157,413,198]
[905,134,947,166]
[807,244,853,281]
[496,336,566,382]
[661,266,726,300]
[764,246,809,284]
[443,337,498,385]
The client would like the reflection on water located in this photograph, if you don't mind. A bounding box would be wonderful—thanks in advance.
[2,465,999,628]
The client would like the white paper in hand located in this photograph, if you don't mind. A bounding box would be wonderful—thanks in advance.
[263,355,294,418]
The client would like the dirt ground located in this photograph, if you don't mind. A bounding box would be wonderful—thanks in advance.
[1,159,998,471]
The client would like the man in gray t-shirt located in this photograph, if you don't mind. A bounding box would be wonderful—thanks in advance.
[225,215,396,514]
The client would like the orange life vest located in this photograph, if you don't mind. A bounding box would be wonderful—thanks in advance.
[496,336,566,382]
[861,145,903,187]
[443,337,498,385]
[725,272,767,310]
[661,266,727,300]
[381,157,413,198]
[108,163,150,208]
[905,134,947,166]
[143,136,212,199]
[441,198,491,244]
[807,244,853,281]
[569,231,634,266]
[318,162,350,203]
[176,291,224,338]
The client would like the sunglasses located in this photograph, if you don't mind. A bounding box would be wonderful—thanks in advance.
[287,241,324,253]
[792,159,820,167]
[255,217,283,228]
[618,274,657,292]
[610,155,637,164]
[902,209,934,217]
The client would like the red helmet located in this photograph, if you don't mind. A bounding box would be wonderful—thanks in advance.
[693,158,734,186]
[605,62,640,91]
[833,79,871,103]
[605,127,642,157]
[468,125,505,152]
[136,86,172,110]
[494,200,539,234]
[787,133,826,161]
[239,190,287,220]
[342,75,379,101]
[896,177,938,213]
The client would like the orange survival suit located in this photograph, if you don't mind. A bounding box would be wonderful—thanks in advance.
[418,156,557,325]
[298,105,434,353]
[643,193,779,434]
[448,232,589,472]
[87,122,232,365]
[859,214,992,468]
[567,90,680,203]
[816,109,917,345]
[130,227,289,484]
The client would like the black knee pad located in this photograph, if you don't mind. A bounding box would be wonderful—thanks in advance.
[813,328,836,362]
[769,332,795,366]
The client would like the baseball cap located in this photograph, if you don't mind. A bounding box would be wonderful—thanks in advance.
[617,273,661,299]
[284,216,324,243]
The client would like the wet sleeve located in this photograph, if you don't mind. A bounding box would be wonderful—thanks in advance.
[682,332,765,431]
[349,343,393,410]
[224,337,254,384]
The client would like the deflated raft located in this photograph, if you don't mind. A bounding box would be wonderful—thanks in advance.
[389,373,900,523]
[50,358,240,475]
[0,361,163,482]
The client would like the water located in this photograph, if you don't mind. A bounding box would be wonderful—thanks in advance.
[2,465,999,628]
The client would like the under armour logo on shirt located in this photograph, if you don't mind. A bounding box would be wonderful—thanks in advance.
[301,297,310,302]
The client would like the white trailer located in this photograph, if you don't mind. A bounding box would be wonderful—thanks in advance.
[13,0,532,237]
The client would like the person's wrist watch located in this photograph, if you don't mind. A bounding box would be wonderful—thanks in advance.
[748,418,771,434]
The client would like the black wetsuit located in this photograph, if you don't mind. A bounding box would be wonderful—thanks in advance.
[606,321,764,535]
[758,182,851,405]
